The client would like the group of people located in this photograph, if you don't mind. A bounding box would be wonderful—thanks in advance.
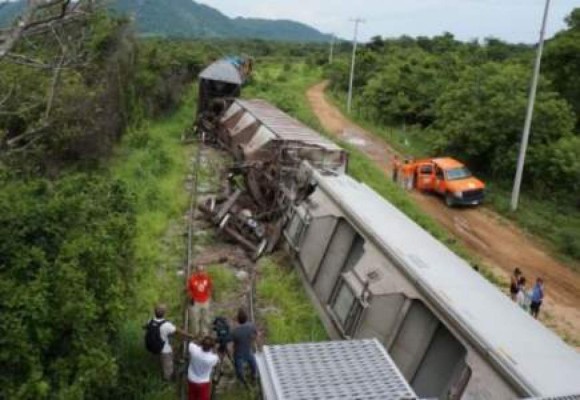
[509,267,545,319]
[144,264,259,400]
[391,155,414,190]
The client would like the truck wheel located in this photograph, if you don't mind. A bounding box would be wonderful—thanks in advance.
[445,193,455,207]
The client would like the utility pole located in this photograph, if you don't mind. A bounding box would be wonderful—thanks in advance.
[347,18,364,114]
[510,0,551,211]
[329,34,335,64]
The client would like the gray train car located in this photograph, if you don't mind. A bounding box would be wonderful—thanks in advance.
[283,163,580,400]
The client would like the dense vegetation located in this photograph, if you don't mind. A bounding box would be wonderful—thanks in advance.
[0,175,135,398]
[0,6,218,397]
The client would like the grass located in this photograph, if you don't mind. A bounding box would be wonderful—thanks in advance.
[109,86,197,400]
[485,183,580,270]
[207,264,241,303]
[244,61,505,288]
[257,255,328,344]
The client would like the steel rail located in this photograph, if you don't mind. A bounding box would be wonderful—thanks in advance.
[179,134,203,400]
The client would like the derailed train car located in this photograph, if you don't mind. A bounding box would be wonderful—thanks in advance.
[197,56,253,134]
[283,163,580,399]
[196,59,580,399]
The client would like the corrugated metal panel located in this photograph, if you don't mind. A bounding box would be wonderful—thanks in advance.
[235,99,342,151]
[257,339,417,400]
[308,166,580,397]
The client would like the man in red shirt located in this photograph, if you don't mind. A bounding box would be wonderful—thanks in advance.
[187,264,213,337]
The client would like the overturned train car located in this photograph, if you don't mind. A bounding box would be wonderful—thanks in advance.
[195,59,580,399]
[284,163,580,399]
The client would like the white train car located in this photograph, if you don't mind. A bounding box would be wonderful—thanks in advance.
[283,163,580,399]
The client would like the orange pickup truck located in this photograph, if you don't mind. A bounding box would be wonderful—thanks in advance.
[411,157,485,206]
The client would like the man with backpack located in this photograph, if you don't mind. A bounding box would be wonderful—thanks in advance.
[145,304,193,381]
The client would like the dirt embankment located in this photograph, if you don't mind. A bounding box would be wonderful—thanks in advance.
[307,81,580,345]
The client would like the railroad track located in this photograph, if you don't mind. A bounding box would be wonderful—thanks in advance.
[179,133,259,400]
[179,132,203,400]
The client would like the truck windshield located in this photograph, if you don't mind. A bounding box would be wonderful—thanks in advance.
[445,167,472,181]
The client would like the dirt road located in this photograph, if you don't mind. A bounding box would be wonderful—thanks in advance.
[307,81,580,345]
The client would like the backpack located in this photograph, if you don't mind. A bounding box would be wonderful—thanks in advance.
[145,319,166,354]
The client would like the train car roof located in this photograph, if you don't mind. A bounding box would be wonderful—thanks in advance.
[199,59,243,84]
[232,99,343,151]
[309,167,580,398]
[257,339,417,400]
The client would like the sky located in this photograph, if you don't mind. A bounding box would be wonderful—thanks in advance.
[200,0,580,43]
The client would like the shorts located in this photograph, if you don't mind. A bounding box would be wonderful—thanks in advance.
[530,301,542,313]
[188,381,211,400]
[160,352,174,381]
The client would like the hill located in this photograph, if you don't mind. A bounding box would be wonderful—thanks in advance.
[0,0,332,42]
[0,1,25,27]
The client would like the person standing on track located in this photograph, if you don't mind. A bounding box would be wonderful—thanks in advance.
[509,268,521,301]
[530,277,545,319]
[231,308,258,385]
[145,304,193,381]
[187,264,213,337]
[187,336,219,400]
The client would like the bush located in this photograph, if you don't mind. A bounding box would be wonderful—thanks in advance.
[558,228,580,260]
[0,174,136,398]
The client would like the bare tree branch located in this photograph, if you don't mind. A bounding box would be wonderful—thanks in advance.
[44,48,66,119]
[4,52,55,68]
[0,0,102,158]
[0,0,89,60]
[5,123,49,147]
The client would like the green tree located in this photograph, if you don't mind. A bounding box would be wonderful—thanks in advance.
[430,62,576,189]
[360,47,454,127]
[544,8,580,129]
[0,174,136,398]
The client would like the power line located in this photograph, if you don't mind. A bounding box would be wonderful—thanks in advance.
[510,0,551,211]
[347,18,364,114]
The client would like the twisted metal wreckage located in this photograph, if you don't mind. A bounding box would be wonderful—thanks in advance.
[195,57,347,260]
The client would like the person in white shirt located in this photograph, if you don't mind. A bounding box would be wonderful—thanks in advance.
[188,336,219,400]
[151,304,193,381]
[516,276,531,311]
